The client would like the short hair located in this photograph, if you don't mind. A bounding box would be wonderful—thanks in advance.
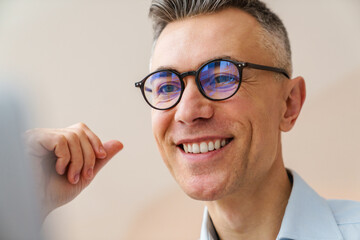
[149,0,292,77]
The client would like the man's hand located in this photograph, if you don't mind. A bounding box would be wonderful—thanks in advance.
[24,122,123,220]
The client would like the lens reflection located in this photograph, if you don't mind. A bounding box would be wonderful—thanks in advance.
[199,60,240,99]
[144,71,181,109]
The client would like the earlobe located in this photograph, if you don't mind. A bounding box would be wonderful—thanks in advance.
[280,76,306,132]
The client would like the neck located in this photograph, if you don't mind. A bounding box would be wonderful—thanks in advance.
[206,159,291,240]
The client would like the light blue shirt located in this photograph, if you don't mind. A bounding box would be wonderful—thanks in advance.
[200,170,360,240]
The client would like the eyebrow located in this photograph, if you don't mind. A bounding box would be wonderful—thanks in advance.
[154,55,243,72]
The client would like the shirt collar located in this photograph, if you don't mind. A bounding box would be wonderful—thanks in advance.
[277,169,343,240]
[200,207,219,240]
[200,169,344,240]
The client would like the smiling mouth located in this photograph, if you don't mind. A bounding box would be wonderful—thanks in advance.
[178,138,233,154]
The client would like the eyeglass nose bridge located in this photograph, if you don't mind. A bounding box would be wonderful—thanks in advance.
[180,71,197,79]
[178,70,211,102]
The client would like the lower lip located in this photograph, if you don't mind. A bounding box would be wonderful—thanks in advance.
[178,141,232,162]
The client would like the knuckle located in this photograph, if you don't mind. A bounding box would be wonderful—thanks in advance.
[56,134,67,145]
[76,122,88,129]
[77,128,86,138]
[71,128,86,139]
[56,136,69,153]
[66,131,79,143]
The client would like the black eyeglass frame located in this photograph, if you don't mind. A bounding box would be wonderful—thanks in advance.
[135,58,290,110]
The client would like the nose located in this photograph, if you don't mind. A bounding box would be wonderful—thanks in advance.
[174,76,214,124]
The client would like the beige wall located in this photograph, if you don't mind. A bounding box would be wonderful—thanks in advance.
[0,1,359,239]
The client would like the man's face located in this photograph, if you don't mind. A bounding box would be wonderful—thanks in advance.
[150,8,288,201]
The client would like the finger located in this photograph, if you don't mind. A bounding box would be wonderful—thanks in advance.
[64,131,84,184]
[35,131,71,176]
[93,140,123,176]
[53,135,71,175]
[70,123,107,159]
[74,129,96,180]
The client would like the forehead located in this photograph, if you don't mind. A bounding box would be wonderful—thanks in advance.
[151,8,267,72]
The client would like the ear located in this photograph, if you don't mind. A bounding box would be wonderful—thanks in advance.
[280,76,306,132]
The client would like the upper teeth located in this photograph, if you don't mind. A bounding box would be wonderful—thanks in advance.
[183,139,228,154]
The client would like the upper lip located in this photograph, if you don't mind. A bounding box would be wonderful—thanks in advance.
[174,136,233,145]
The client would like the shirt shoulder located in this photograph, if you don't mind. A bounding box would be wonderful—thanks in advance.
[327,199,360,225]
[278,170,360,240]
[327,199,360,240]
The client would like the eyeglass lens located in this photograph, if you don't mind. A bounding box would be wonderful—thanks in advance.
[143,60,241,109]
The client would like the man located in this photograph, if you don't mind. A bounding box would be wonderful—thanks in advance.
[26,0,360,239]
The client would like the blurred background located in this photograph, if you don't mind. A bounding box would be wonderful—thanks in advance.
[0,0,359,239]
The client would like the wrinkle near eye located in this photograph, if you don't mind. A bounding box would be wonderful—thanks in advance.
[237,76,261,99]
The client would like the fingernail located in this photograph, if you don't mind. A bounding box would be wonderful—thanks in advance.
[74,174,80,184]
[99,146,107,158]
[87,168,93,179]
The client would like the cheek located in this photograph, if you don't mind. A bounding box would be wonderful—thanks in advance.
[239,84,283,129]
[151,110,173,152]
[151,110,178,173]
[229,91,281,148]
[151,111,164,143]
[245,95,284,164]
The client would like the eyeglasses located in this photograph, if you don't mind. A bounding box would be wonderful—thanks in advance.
[135,58,289,110]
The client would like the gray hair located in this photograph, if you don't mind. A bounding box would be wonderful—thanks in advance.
[149,0,292,77]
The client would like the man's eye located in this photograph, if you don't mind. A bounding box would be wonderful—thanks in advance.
[158,84,180,94]
[214,75,238,84]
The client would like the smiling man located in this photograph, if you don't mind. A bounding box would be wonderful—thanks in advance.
[25,0,360,239]
[139,1,301,239]
[145,3,297,239]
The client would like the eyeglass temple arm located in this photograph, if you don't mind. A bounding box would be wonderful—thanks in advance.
[242,62,290,79]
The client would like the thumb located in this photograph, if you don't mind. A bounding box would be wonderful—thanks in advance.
[93,140,123,176]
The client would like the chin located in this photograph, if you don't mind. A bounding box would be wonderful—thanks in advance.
[178,175,230,201]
